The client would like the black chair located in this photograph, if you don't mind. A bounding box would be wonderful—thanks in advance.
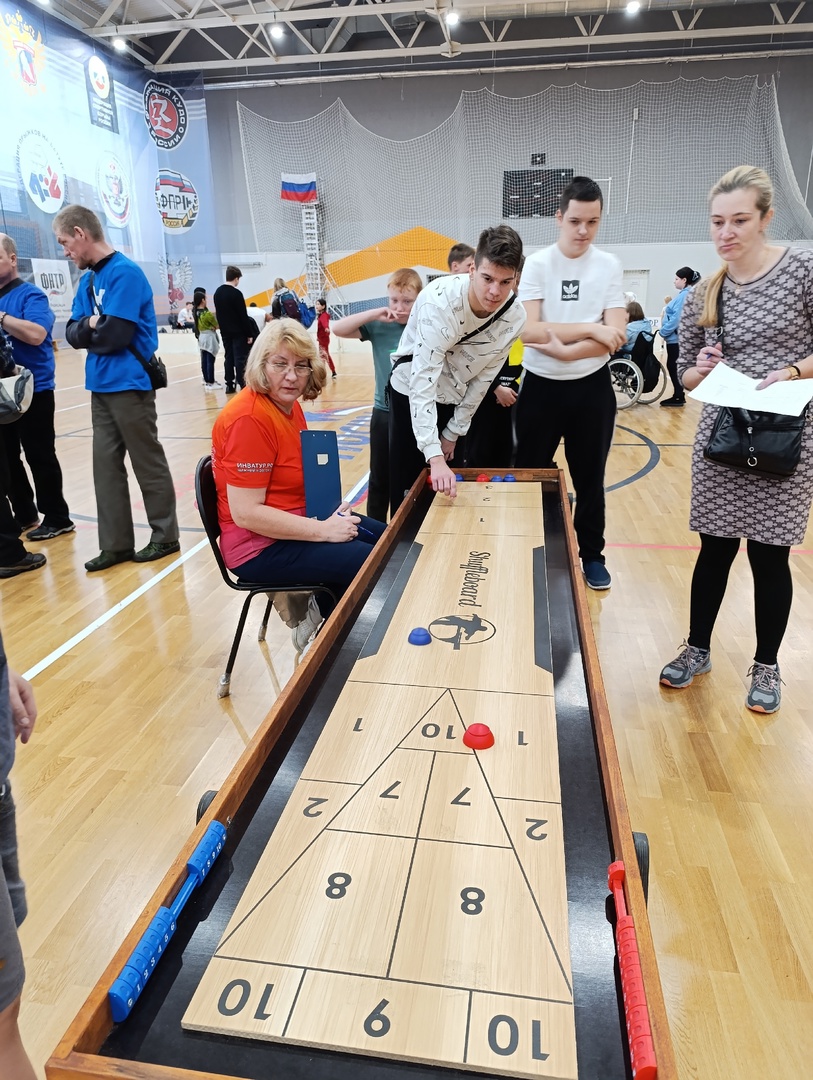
[195,455,337,698]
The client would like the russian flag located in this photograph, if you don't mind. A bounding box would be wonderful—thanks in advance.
[281,173,317,203]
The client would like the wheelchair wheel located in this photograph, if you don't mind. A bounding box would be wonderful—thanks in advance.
[637,361,669,405]
[609,358,642,410]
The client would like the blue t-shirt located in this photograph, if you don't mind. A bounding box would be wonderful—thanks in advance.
[70,252,158,393]
[1,280,56,392]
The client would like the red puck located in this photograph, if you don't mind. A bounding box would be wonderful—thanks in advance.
[463,723,494,749]
[476,473,489,483]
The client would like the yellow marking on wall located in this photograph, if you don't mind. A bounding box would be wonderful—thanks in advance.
[246,226,460,305]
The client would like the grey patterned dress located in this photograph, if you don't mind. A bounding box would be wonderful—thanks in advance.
[678,247,813,546]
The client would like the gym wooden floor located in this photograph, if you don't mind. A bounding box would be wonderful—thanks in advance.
[7,332,813,1078]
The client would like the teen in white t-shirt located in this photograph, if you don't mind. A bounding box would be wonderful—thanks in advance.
[515,177,626,591]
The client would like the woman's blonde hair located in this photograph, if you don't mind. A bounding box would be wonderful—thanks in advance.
[698,166,774,327]
[244,318,326,401]
[273,277,286,291]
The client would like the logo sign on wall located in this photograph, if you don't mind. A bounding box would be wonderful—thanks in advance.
[97,154,131,228]
[154,169,199,230]
[0,8,45,92]
[17,130,65,214]
[85,54,118,133]
[144,80,188,149]
[30,258,74,321]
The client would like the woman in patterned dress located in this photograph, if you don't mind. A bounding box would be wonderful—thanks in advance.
[659,166,813,713]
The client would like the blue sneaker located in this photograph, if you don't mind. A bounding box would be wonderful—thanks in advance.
[582,560,611,590]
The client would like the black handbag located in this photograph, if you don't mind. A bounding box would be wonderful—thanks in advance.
[703,286,805,480]
[127,343,168,390]
[704,406,805,479]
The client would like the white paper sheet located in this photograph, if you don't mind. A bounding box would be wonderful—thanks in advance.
[687,362,813,416]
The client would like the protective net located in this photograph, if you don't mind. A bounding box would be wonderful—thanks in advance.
[238,76,813,258]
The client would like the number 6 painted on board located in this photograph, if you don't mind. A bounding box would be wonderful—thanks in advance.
[363,998,391,1037]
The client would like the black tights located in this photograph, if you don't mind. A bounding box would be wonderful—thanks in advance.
[688,533,792,665]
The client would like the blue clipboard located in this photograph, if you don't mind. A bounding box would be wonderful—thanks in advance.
[301,429,343,519]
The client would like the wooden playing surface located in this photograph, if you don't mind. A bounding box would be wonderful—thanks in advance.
[183,482,578,1078]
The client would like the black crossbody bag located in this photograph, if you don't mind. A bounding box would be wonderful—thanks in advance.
[703,285,805,480]
[87,272,168,390]
[386,293,517,404]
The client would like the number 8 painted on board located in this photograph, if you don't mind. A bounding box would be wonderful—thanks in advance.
[461,887,485,915]
[325,872,352,899]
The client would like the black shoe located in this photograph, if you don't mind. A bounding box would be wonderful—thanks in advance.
[14,518,38,534]
[84,549,135,572]
[133,540,181,563]
[26,521,75,541]
[0,552,46,578]
[660,397,685,408]
[225,384,237,394]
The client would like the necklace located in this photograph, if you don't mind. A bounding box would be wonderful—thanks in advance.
[728,248,782,295]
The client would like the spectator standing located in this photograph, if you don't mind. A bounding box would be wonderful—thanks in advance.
[213,267,257,394]
[447,243,475,274]
[194,289,222,390]
[53,204,180,572]
[271,278,303,321]
[659,167,813,714]
[659,266,701,407]
[332,269,422,522]
[0,234,74,542]
[315,299,336,378]
[515,176,626,591]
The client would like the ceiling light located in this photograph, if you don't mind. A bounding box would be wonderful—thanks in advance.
[445,9,460,26]
[37,0,50,6]
[626,1,641,12]
[112,37,127,51]
[270,24,285,39]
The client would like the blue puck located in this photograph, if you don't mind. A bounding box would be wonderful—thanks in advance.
[490,475,504,482]
[504,474,516,482]
[408,627,432,646]
[455,473,464,481]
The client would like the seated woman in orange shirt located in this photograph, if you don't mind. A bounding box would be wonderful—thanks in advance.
[211,319,385,643]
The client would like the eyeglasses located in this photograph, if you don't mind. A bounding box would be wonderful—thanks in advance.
[268,361,311,376]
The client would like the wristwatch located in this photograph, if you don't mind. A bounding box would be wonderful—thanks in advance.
[786,364,802,380]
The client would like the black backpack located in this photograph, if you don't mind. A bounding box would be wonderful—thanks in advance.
[279,291,301,320]
[630,331,661,393]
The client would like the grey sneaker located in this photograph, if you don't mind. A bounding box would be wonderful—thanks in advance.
[745,662,783,714]
[659,640,711,688]
[291,594,324,654]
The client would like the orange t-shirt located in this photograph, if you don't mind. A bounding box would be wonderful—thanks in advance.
[211,390,307,568]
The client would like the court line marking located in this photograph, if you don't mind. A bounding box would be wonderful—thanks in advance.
[22,540,209,682]
[385,751,436,978]
[325,827,512,850]
[217,693,453,950]
[22,477,364,678]
[281,968,307,1038]
[209,954,572,1005]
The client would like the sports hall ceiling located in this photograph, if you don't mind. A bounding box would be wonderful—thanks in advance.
[47,0,813,86]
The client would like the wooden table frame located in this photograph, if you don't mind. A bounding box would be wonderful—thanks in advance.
[46,469,677,1080]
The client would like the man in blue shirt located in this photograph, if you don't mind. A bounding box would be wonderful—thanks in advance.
[52,205,179,572]
[0,235,74,543]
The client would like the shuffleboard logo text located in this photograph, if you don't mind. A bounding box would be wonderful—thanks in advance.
[458,549,490,608]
